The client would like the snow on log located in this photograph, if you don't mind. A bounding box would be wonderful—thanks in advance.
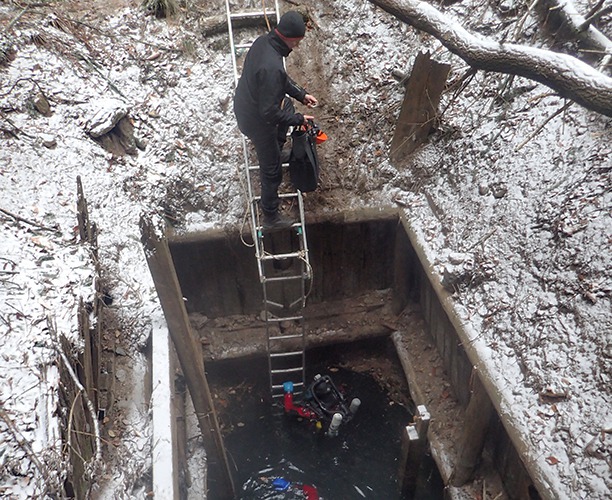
[200,12,278,37]
[369,0,612,117]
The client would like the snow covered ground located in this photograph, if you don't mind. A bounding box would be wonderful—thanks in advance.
[1,0,610,498]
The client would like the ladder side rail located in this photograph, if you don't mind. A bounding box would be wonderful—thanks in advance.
[241,139,262,257]
[263,280,275,396]
[297,190,312,281]
[300,267,307,384]
[255,222,266,281]
[224,0,240,86]
[226,0,265,278]
[300,318,306,394]
[296,242,307,388]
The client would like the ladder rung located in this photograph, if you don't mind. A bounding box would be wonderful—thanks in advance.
[257,223,302,233]
[263,274,306,283]
[235,43,252,49]
[279,192,301,200]
[261,251,302,260]
[271,367,303,374]
[272,391,303,398]
[253,192,300,202]
[288,297,304,309]
[269,333,303,340]
[272,382,304,392]
[270,351,303,358]
[230,10,278,21]
[266,315,303,323]
[272,382,304,391]
[248,161,290,171]
[264,299,284,308]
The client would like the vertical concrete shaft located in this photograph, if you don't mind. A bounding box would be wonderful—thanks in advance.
[140,216,235,499]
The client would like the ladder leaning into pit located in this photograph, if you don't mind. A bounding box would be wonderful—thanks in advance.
[225,1,312,402]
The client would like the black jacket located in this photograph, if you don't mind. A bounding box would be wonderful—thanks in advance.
[234,30,307,129]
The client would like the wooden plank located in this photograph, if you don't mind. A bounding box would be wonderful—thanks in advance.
[151,318,179,499]
[450,369,495,486]
[390,51,451,162]
[392,221,412,314]
[398,424,422,499]
[415,404,431,439]
[455,341,474,406]
[140,216,235,499]
[78,298,95,405]
[76,176,89,243]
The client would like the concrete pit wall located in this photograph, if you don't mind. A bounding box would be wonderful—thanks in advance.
[168,208,399,317]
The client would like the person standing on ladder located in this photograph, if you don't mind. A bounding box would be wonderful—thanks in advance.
[233,11,318,230]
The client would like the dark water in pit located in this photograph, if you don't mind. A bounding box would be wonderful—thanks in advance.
[206,338,445,499]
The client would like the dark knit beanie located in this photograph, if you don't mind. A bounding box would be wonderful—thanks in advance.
[277,11,306,38]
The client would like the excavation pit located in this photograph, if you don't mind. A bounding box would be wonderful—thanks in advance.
[162,209,535,499]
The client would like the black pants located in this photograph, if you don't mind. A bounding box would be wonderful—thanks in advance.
[234,100,293,216]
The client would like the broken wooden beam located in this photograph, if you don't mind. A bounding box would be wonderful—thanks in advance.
[390,51,450,162]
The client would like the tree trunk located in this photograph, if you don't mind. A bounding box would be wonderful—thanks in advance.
[368,0,612,117]
[536,0,612,68]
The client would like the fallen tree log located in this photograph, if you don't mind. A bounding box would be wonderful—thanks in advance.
[200,11,278,37]
[368,0,612,117]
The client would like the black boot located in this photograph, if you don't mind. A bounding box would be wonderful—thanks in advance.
[263,211,293,231]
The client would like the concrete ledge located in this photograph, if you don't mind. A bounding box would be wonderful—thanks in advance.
[151,313,179,499]
[400,213,560,500]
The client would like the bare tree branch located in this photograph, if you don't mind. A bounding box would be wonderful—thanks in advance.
[368,0,612,117]
[0,207,60,232]
[580,5,612,30]
[585,0,606,20]
[0,408,48,476]
[515,101,573,151]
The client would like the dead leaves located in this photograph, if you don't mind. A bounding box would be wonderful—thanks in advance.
[539,387,569,404]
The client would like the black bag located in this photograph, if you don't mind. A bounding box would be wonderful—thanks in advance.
[289,127,319,192]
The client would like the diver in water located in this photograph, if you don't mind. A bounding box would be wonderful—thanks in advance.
[283,374,360,436]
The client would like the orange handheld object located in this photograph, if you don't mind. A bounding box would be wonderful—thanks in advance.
[306,119,328,144]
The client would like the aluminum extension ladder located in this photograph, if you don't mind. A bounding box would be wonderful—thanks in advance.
[225,0,312,402]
